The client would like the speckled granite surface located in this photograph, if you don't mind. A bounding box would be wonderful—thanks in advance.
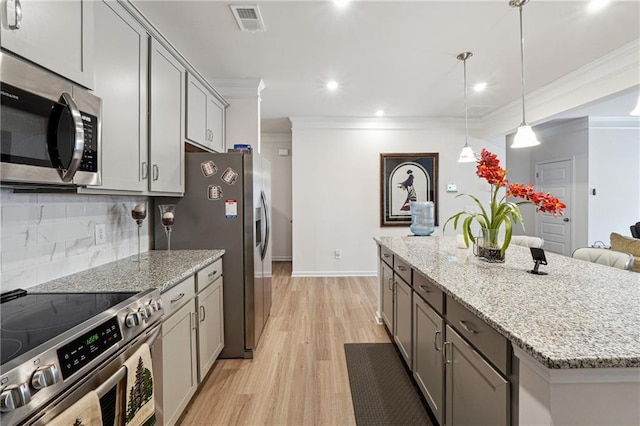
[29,250,225,294]
[374,236,640,369]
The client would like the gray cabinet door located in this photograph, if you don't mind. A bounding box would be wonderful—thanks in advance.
[196,276,224,382]
[92,0,148,192]
[445,325,509,426]
[208,95,225,152]
[1,0,94,88]
[149,39,185,194]
[394,276,412,368]
[381,261,394,332]
[186,74,208,147]
[413,295,444,426]
[162,299,198,426]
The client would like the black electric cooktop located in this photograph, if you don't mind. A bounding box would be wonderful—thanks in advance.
[0,289,136,366]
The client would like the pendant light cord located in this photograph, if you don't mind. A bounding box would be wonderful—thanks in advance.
[519,4,527,125]
[463,57,469,146]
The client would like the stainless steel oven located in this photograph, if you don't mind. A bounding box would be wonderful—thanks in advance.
[0,288,164,426]
[0,51,101,187]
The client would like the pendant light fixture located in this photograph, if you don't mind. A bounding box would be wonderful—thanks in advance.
[457,52,476,163]
[510,0,540,148]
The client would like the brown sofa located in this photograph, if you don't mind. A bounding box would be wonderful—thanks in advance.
[610,232,640,273]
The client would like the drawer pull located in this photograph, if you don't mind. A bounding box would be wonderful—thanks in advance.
[396,265,406,272]
[444,341,452,364]
[383,253,390,258]
[207,270,218,279]
[170,293,185,303]
[419,285,431,293]
[433,330,442,351]
[459,320,478,334]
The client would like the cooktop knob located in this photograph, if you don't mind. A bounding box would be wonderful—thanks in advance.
[0,383,31,412]
[153,299,164,311]
[31,364,61,390]
[140,305,153,319]
[125,311,142,328]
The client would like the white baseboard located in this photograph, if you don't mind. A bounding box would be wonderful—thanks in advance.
[291,270,377,277]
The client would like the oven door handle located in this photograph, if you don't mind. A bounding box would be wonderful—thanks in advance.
[94,324,161,398]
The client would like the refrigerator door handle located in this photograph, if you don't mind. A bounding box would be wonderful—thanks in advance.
[260,189,270,260]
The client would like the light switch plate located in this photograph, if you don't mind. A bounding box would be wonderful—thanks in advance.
[447,183,458,192]
[95,223,106,245]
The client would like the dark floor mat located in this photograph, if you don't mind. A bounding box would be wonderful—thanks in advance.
[344,343,435,426]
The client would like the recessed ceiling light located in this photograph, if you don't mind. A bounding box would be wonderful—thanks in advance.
[334,0,351,7]
[375,110,385,117]
[326,80,339,91]
[473,82,487,92]
[588,0,610,12]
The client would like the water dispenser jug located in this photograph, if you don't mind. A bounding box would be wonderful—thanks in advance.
[410,201,435,236]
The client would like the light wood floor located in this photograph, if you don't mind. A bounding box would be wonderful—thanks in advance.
[178,262,391,425]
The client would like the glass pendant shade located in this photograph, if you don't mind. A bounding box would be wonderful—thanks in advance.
[458,145,477,162]
[511,124,540,148]
[631,96,640,116]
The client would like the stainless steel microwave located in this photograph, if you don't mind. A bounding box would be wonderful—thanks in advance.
[0,52,101,187]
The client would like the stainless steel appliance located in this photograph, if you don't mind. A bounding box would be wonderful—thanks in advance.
[154,151,272,358]
[0,288,163,425]
[0,52,101,187]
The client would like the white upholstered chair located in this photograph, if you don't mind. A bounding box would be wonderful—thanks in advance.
[511,235,544,248]
[571,247,635,271]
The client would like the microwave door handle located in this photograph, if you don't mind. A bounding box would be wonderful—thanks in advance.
[58,92,85,182]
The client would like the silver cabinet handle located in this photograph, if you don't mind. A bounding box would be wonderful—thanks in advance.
[433,330,442,352]
[7,0,22,29]
[170,293,185,303]
[191,312,198,330]
[200,305,206,321]
[443,341,452,364]
[419,285,431,293]
[207,270,218,279]
[459,320,478,334]
[396,265,406,272]
[388,277,393,291]
[141,162,148,180]
[152,164,159,181]
[382,253,391,258]
[58,92,85,182]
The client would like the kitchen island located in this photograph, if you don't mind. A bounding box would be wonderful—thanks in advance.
[30,250,224,293]
[375,235,640,426]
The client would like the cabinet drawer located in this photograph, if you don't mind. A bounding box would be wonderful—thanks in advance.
[446,297,509,375]
[393,256,412,284]
[196,258,223,292]
[380,246,394,268]
[162,275,196,318]
[413,272,443,315]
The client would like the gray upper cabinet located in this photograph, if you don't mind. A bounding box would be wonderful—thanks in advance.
[186,73,226,152]
[91,0,148,192]
[1,0,94,88]
[149,39,185,194]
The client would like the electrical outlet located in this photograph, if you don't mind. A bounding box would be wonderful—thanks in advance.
[334,249,341,260]
[95,223,106,245]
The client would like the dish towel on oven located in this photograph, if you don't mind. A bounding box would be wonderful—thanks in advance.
[124,343,156,426]
[48,390,102,426]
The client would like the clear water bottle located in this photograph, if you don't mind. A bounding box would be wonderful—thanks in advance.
[410,201,435,236]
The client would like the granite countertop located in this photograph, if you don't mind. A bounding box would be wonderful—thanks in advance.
[374,235,640,369]
[30,250,225,294]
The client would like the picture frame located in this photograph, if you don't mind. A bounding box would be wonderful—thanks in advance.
[380,152,439,227]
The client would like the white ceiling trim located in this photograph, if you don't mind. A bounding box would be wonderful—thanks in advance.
[482,39,640,139]
[211,78,266,99]
[588,116,640,129]
[289,116,484,131]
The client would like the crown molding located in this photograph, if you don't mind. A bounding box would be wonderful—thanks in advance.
[289,116,483,130]
[482,39,640,138]
[210,78,265,99]
[588,116,640,129]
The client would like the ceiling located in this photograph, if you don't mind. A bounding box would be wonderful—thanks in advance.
[132,0,640,134]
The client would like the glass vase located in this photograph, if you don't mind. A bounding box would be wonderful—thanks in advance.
[476,228,505,263]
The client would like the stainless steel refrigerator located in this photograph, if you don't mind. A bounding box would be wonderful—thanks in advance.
[154,151,272,358]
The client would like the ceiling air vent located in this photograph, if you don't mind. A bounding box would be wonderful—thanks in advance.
[230,5,266,32]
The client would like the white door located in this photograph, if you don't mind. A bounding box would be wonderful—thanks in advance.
[535,159,572,255]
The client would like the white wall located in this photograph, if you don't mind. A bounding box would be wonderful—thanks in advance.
[588,118,640,244]
[0,190,149,291]
[290,118,500,276]
[261,133,293,261]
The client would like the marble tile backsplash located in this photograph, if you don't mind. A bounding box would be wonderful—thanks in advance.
[0,189,151,291]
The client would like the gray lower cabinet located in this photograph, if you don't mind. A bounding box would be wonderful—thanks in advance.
[413,295,444,425]
[445,325,509,426]
[394,275,412,368]
[380,261,394,332]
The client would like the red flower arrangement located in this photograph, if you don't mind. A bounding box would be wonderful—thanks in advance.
[445,148,566,255]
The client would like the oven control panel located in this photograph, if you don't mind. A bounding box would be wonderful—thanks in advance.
[57,317,122,380]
